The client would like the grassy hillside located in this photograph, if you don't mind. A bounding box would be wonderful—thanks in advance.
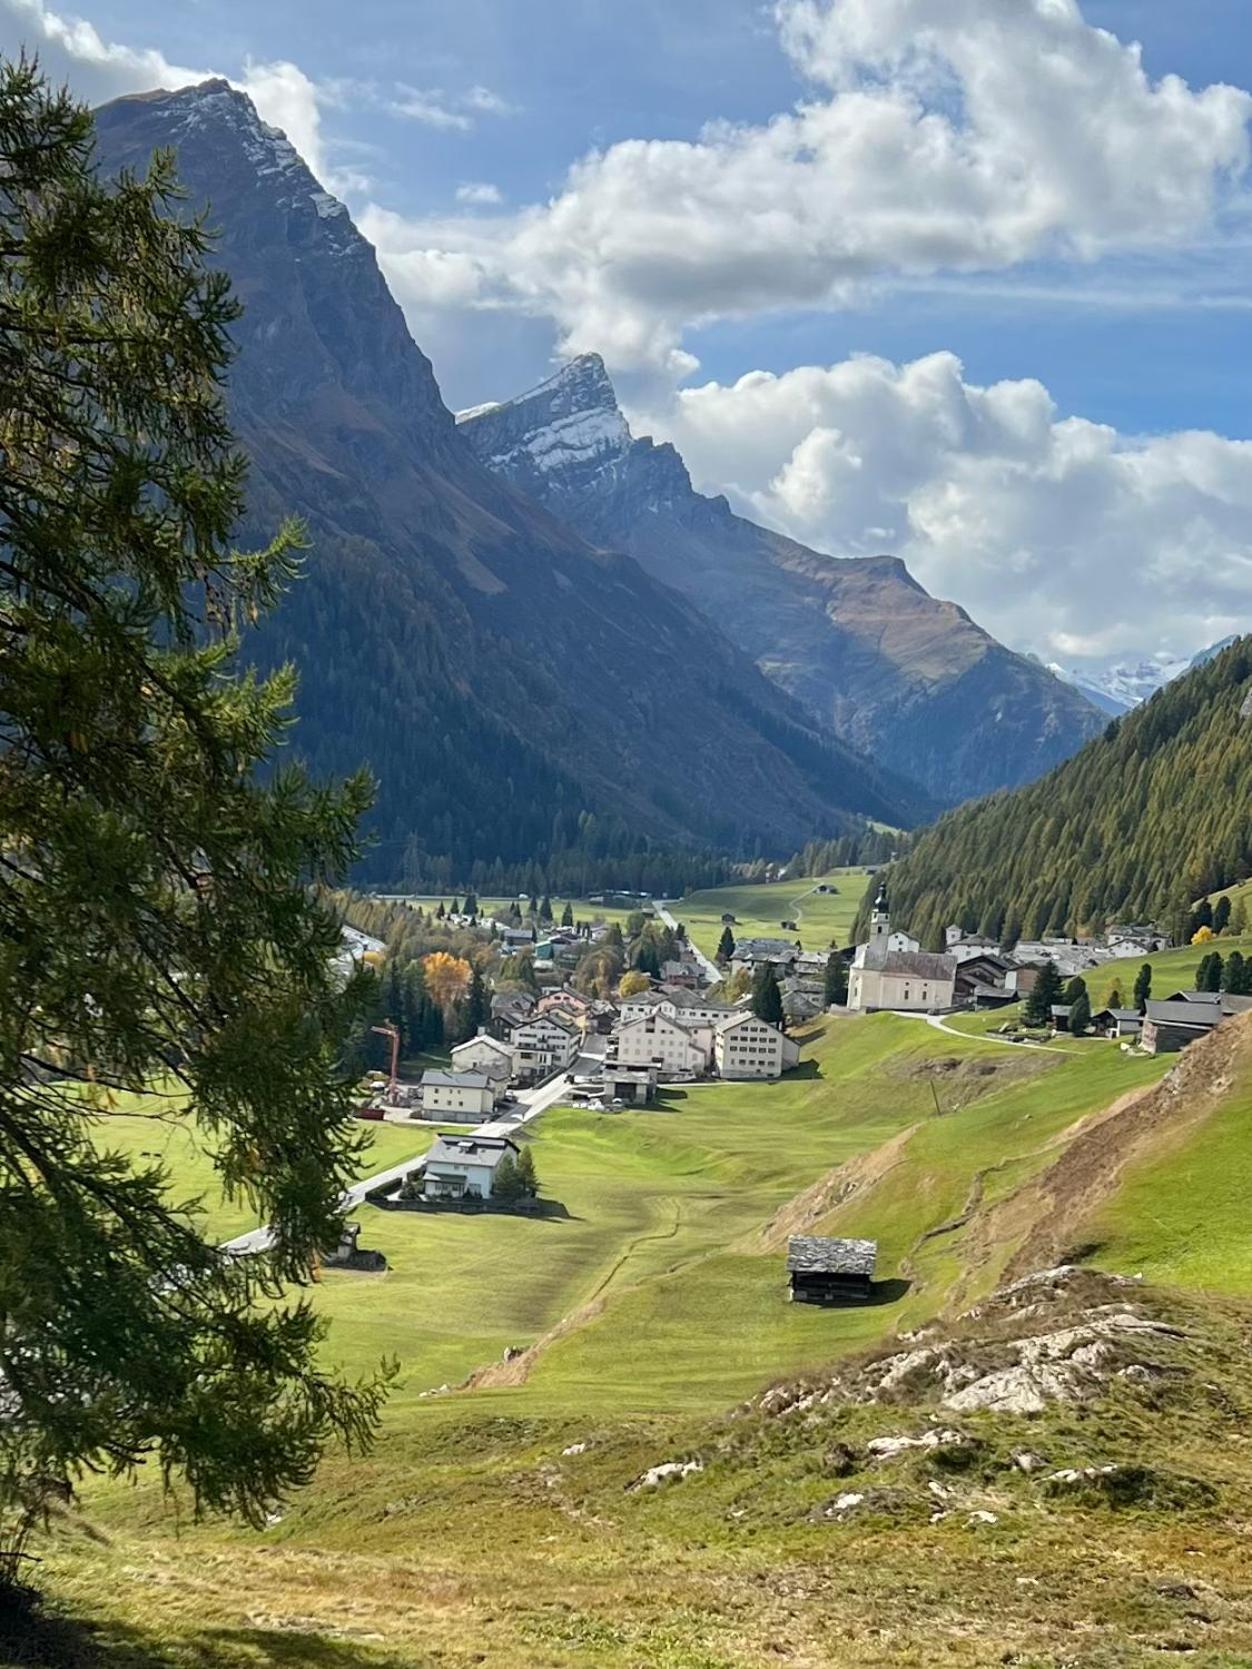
[34,1006,1252,1665]
[86,1095,436,1244]
[877,635,1252,947]
[674,869,872,959]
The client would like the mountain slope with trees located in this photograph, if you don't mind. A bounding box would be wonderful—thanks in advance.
[93,85,928,889]
[873,638,1252,948]
[460,355,1105,806]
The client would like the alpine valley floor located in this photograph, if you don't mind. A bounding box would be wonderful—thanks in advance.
[20,1008,1252,1668]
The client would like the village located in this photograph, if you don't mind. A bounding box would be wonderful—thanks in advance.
[338,874,1246,1225]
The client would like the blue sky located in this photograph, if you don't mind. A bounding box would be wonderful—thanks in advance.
[5,0,1252,667]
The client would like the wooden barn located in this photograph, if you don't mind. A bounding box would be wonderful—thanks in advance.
[786,1236,877,1305]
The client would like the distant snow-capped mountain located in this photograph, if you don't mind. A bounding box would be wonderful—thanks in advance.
[1050,636,1240,714]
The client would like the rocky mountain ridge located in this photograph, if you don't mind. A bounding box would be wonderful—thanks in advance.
[460,356,1107,805]
[94,84,929,884]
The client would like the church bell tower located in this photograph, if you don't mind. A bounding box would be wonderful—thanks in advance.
[871,881,890,942]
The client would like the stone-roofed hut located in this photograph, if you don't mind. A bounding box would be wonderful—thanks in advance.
[786,1235,877,1305]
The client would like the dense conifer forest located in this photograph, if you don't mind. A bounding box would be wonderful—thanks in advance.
[872,638,1252,948]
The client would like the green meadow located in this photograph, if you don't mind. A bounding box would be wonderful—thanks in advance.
[85,1097,437,1244]
[671,868,873,959]
[40,1005,1252,1669]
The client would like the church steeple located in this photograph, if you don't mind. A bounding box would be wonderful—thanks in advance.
[871,881,890,940]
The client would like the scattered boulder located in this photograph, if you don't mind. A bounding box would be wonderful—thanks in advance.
[631,1458,703,1491]
[866,1429,968,1460]
[1010,1450,1047,1473]
[562,1442,588,1457]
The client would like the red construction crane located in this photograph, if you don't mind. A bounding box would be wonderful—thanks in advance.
[371,1020,400,1102]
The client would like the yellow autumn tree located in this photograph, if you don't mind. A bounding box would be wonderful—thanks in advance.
[618,970,652,997]
[1191,924,1216,945]
[423,950,472,1011]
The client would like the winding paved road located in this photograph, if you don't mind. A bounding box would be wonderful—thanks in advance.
[654,900,722,985]
[903,1011,1074,1056]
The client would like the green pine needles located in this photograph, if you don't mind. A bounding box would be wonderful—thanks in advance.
[0,59,387,1582]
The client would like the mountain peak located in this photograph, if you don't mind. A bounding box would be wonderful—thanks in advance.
[100,78,350,227]
[457,352,632,492]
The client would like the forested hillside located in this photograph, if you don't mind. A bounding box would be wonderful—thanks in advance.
[875,637,1252,947]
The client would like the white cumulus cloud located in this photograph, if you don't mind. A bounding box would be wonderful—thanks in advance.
[362,0,1252,373]
[0,0,344,187]
[636,351,1252,664]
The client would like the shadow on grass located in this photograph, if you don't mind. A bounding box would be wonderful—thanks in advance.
[0,1597,416,1669]
[867,1277,912,1307]
[783,1059,822,1080]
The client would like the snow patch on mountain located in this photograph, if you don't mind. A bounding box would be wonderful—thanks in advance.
[1051,636,1240,712]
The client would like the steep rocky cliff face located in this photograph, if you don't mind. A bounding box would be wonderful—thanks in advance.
[462,358,1105,805]
[94,85,928,882]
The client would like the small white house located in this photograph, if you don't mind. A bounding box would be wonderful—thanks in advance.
[422,1134,519,1202]
[450,1031,515,1085]
[713,1012,799,1079]
[420,1069,496,1121]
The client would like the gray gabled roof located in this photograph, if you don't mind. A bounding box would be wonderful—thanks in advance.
[427,1134,518,1169]
[1145,999,1222,1027]
[786,1236,877,1277]
[422,1070,492,1089]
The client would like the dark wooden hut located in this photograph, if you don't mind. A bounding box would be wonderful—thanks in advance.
[786,1236,877,1305]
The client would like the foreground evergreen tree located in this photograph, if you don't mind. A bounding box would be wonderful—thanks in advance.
[1023,960,1063,1026]
[1196,952,1225,993]
[716,925,735,963]
[751,964,786,1029]
[1133,962,1153,1015]
[0,62,385,1580]
[1069,987,1092,1036]
[516,1144,538,1197]
[823,951,848,1007]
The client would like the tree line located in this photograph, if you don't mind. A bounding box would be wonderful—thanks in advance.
[867,639,1252,949]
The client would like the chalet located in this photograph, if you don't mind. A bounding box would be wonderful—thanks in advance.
[450,1032,515,1085]
[660,958,698,988]
[490,991,535,1039]
[848,887,957,1013]
[1142,992,1252,1054]
[786,1236,877,1305]
[616,1010,710,1075]
[510,1014,581,1081]
[731,938,801,971]
[713,1011,799,1079]
[619,988,737,1027]
[953,952,1016,1000]
[944,927,1003,963]
[1091,1007,1144,1039]
[420,1069,496,1120]
[422,1134,519,1202]
[1050,1004,1073,1033]
[964,982,1019,1011]
[538,989,592,1020]
[780,980,824,1022]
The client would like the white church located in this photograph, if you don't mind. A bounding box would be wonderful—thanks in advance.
[847,884,958,1014]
